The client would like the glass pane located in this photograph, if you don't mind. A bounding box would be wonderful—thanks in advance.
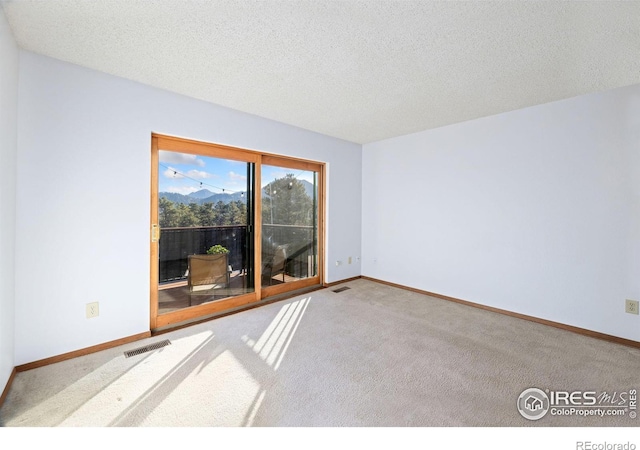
[157,150,254,314]
[261,166,318,287]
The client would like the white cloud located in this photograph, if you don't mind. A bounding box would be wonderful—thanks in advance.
[225,159,246,166]
[162,167,215,180]
[159,151,205,167]
[229,171,247,182]
[187,170,213,179]
[163,167,184,179]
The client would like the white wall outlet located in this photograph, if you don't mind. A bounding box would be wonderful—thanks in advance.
[86,302,99,318]
[348,256,352,264]
[626,299,639,315]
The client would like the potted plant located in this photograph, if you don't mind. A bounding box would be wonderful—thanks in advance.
[206,244,230,256]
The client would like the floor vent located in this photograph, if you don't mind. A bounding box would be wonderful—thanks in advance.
[332,286,351,293]
[124,339,171,358]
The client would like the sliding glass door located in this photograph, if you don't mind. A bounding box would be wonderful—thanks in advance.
[151,135,324,329]
[261,162,319,293]
[156,151,255,312]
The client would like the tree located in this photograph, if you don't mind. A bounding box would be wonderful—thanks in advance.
[213,200,228,226]
[262,174,313,226]
[157,197,251,228]
[198,202,216,226]
[228,200,247,226]
[159,197,179,227]
[176,203,199,227]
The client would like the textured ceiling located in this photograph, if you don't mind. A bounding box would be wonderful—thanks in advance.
[2,1,640,144]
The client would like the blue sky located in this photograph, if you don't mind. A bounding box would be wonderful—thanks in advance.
[158,151,314,195]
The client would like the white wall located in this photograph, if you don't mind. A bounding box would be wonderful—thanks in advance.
[362,84,640,342]
[15,52,362,365]
[0,7,19,389]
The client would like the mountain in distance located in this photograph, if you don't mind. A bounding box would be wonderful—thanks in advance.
[159,192,198,204]
[188,189,217,199]
[159,190,246,205]
[160,180,315,205]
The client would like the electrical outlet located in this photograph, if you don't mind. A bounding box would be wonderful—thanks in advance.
[626,299,639,315]
[86,302,99,318]
[348,256,352,264]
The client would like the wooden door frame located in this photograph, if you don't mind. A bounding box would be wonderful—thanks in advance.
[150,133,325,330]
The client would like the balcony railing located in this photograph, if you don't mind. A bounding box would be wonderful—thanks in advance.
[159,224,316,284]
[262,223,316,280]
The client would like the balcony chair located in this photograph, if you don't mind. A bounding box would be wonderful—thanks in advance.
[187,254,230,303]
[263,244,287,285]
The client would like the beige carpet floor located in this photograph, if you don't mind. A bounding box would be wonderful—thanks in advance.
[1,279,639,427]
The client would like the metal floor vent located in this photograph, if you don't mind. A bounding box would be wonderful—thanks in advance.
[332,286,351,293]
[124,339,171,358]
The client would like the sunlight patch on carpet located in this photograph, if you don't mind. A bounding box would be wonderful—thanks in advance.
[57,331,215,426]
[242,296,310,370]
